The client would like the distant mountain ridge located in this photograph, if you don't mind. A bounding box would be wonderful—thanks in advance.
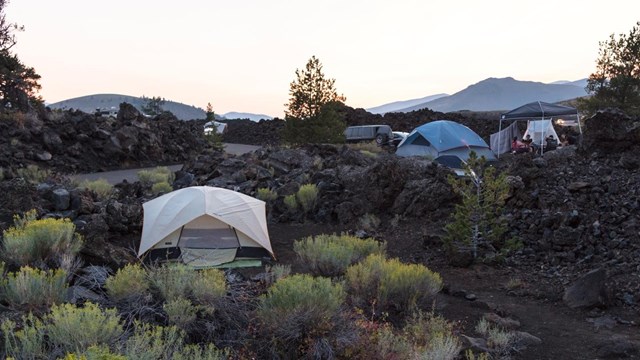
[368,77,588,114]
[48,94,273,121]
[48,94,208,120]
[366,93,448,114]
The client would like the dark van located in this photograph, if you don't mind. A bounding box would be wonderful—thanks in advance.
[344,125,393,145]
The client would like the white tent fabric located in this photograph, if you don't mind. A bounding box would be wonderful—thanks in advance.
[523,119,559,150]
[138,186,273,258]
[490,121,520,155]
[204,121,227,135]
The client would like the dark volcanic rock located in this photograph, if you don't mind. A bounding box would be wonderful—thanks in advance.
[563,268,609,309]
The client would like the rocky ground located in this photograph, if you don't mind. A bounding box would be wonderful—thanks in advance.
[1,104,639,358]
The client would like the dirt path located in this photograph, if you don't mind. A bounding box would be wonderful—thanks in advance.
[72,143,260,184]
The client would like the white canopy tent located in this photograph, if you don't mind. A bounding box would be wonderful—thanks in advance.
[493,101,582,156]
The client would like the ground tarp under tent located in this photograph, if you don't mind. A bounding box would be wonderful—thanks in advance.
[396,120,496,163]
[492,101,581,155]
[138,186,274,268]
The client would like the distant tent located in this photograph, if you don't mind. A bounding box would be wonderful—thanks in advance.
[138,186,274,268]
[493,101,582,155]
[396,120,496,164]
[204,120,227,135]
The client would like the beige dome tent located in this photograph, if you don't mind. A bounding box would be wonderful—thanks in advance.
[138,186,274,268]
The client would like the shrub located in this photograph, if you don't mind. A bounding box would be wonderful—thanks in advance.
[78,178,113,200]
[256,187,277,202]
[105,263,149,302]
[258,274,346,358]
[151,181,173,195]
[150,263,196,302]
[345,254,443,314]
[358,213,381,232]
[416,334,461,360]
[1,314,47,360]
[62,345,127,360]
[46,302,123,355]
[137,167,175,185]
[124,322,184,360]
[263,264,291,286]
[2,210,83,268]
[293,233,385,277]
[283,194,298,212]
[172,343,229,360]
[296,183,318,213]
[163,297,197,329]
[0,166,4,181]
[474,318,516,357]
[191,268,227,305]
[16,164,50,184]
[0,266,68,312]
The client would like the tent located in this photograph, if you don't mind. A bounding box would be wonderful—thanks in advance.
[204,121,227,135]
[493,101,582,155]
[396,120,496,163]
[138,186,274,268]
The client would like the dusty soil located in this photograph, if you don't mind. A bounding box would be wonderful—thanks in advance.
[267,222,640,360]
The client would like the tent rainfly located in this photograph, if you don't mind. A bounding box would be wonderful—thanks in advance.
[138,186,274,268]
[494,101,582,156]
[396,120,496,163]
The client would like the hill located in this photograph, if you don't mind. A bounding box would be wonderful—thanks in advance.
[222,112,274,121]
[388,77,588,113]
[365,93,448,114]
[48,94,207,120]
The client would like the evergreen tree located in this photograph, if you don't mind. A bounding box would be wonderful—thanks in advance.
[444,152,512,266]
[283,56,347,145]
[206,102,215,121]
[580,21,640,116]
[0,0,41,111]
[141,96,165,116]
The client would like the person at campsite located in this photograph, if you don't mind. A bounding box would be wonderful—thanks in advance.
[545,134,558,151]
[512,136,529,154]
[560,133,570,147]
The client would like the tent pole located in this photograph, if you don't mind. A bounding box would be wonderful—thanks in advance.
[497,117,503,158]
[577,111,583,146]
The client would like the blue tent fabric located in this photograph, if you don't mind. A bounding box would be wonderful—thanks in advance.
[396,120,496,162]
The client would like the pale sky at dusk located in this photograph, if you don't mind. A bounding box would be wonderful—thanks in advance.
[7,0,640,118]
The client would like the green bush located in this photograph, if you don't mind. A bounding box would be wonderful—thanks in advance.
[105,263,149,302]
[78,178,113,200]
[345,254,443,314]
[191,268,227,305]
[46,302,123,355]
[163,297,197,329]
[296,183,318,213]
[0,266,68,312]
[416,334,461,360]
[124,322,184,360]
[293,233,385,277]
[137,167,175,185]
[256,187,277,202]
[16,164,51,184]
[283,194,298,212]
[150,264,196,302]
[62,345,127,360]
[2,210,83,268]
[258,274,346,358]
[1,314,47,360]
[151,181,173,195]
[172,343,229,360]
[263,264,291,286]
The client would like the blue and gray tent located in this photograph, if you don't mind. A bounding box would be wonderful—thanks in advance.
[395,120,496,162]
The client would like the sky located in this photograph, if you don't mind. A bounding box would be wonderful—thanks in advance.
[6,0,640,118]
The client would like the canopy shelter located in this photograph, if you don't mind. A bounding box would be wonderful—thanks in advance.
[493,101,582,156]
[396,120,496,167]
[139,186,274,268]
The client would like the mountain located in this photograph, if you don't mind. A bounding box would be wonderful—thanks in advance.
[48,94,207,120]
[366,93,448,114]
[388,77,588,113]
[222,112,274,121]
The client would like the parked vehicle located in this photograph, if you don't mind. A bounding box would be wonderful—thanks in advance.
[94,107,118,118]
[344,125,395,146]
